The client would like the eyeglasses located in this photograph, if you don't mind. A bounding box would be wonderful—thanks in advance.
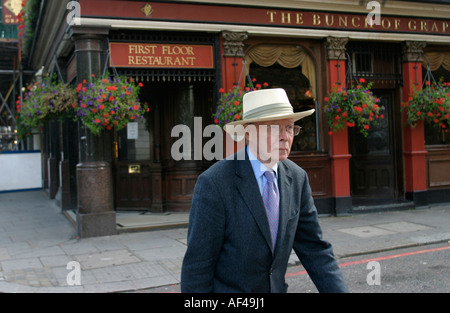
[267,124,302,136]
[246,123,302,136]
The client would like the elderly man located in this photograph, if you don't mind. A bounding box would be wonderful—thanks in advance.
[181,88,348,293]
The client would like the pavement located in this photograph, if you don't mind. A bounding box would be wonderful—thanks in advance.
[0,190,449,293]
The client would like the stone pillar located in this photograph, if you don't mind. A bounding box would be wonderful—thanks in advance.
[70,27,117,237]
[221,31,248,158]
[326,37,352,215]
[402,41,428,207]
[221,31,248,90]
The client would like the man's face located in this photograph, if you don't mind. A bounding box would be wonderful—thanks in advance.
[246,118,296,166]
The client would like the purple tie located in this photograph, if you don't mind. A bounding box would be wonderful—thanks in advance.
[262,170,280,250]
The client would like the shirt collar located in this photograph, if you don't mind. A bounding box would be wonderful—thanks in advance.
[247,146,278,179]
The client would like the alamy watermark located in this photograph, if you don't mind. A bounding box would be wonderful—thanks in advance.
[67,1,81,26]
[66,261,81,286]
[366,1,381,26]
[366,261,381,286]
[170,117,284,165]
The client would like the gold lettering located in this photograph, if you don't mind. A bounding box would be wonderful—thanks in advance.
[443,22,449,32]
[129,45,137,54]
[431,22,439,32]
[325,14,334,26]
[338,16,347,27]
[281,12,291,24]
[188,57,196,66]
[128,56,136,65]
[296,13,304,24]
[351,16,360,28]
[381,18,391,29]
[364,17,374,28]
[408,20,416,30]
[129,44,156,54]
[394,19,400,30]
[420,21,427,31]
[186,47,194,55]
[313,14,321,26]
[267,11,276,23]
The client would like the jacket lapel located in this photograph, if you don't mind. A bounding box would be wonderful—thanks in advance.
[235,149,274,252]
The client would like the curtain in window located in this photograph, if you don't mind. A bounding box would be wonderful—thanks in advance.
[423,52,450,72]
[245,44,317,99]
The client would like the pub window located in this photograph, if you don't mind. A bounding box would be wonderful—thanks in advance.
[118,117,151,161]
[352,51,373,75]
[249,63,317,151]
[245,44,318,152]
[347,41,402,83]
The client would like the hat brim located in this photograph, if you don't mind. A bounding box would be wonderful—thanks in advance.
[223,109,315,141]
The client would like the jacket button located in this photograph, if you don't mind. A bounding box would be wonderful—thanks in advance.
[269,268,273,275]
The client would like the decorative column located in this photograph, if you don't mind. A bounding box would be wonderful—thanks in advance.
[326,37,352,215]
[221,31,248,91]
[402,41,428,206]
[70,27,117,237]
[221,31,248,158]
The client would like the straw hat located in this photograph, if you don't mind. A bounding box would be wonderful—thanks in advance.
[224,88,315,140]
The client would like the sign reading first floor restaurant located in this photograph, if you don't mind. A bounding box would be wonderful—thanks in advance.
[109,42,214,69]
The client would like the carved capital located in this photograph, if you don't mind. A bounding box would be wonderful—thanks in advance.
[326,37,349,60]
[222,31,248,57]
[402,41,426,62]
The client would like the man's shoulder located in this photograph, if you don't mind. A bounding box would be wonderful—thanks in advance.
[281,158,306,175]
[199,155,239,181]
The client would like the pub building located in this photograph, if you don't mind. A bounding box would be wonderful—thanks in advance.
[22,0,450,237]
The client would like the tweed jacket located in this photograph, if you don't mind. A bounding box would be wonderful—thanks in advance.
[180,148,348,293]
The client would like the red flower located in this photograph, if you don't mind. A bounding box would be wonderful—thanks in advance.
[234,101,240,106]
[99,105,105,110]
[364,125,370,130]
[235,114,241,120]
[133,105,140,110]
[416,111,421,116]
[138,82,143,87]
[219,88,225,93]
[359,78,366,83]
[324,97,329,102]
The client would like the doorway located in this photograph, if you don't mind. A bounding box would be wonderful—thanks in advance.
[113,80,214,211]
[349,89,399,205]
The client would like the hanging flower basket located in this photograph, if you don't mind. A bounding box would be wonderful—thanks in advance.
[324,78,384,137]
[213,79,269,128]
[401,79,450,129]
[74,75,149,136]
[17,77,77,130]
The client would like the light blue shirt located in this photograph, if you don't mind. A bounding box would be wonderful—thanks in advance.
[247,146,279,196]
